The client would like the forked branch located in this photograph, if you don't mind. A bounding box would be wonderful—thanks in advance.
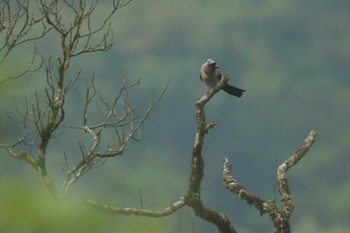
[222,130,317,233]
[1,0,136,197]
[60,79,168,196]
[0,0,50,85]
[80,76,237,233]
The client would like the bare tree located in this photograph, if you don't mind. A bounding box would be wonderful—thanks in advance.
[0,1,317,233]
[82,76,317,233]
[0,0,168,198]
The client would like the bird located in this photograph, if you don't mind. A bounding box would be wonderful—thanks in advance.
[200,59,246,97]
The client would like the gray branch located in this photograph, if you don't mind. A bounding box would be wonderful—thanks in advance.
[222,130,317,233]
[81,197,186,217]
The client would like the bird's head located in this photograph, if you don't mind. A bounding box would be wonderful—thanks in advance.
[206,58,220,69]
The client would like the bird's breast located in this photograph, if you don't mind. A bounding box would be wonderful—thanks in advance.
[200,72,220,88]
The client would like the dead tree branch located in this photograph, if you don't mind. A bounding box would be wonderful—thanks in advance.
[79,76,236,232]
[79,74,317,233]
[81,197,186,217]
[60,79,168,196]
[185,75,237,233]
[222,130,317,233]
[1,3,318,231]
[1,0,136,197]
[0,0,50,84]
[222,158,266,214]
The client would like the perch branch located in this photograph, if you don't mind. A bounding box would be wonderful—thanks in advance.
[186,75,237,233]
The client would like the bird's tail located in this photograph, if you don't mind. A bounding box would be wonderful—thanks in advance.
[222,84,246,97]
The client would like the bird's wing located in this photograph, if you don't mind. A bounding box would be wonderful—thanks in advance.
[217,71,222,81]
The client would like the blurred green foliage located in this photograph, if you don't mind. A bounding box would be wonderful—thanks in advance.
[0,182,105,233]
[0,182,172,233]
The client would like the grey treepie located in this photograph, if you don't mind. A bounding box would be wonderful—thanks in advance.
[200,59,246,97]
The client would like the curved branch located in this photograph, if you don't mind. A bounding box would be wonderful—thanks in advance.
[277,130,317,195]
[222,158,266,214]
[276,130,317,222]
[222,130,317,233]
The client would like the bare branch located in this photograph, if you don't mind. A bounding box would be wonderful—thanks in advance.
[222,130,317,233]
[0,0,51,84]
[186,75,237,233]
[38,0,132,58]
[222,158,266,214]
[3,0,135,196]
[277,130,317,196]
[138,188,144,209]
[276,130,317,225]
[0,44,43,85]
[60,79,168,196]
[81,197,186,217]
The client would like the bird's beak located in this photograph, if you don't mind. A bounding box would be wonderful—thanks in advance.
[215,65,220,69]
